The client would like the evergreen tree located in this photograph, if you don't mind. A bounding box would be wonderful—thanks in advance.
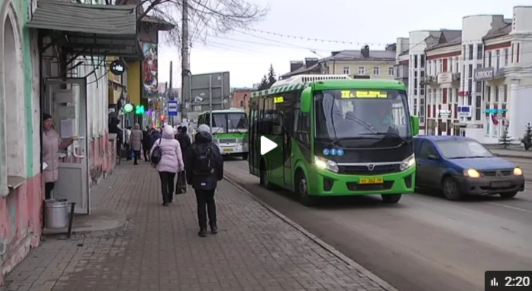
[522,123,532,150]
[257,75,269,90]
[267,64,277,88]
[499,128,511,149]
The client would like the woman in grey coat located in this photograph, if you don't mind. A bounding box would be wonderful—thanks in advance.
[130,123,144,165]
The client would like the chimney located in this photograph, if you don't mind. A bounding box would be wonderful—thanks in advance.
[304,58,318,68]
[290,61,304,72]
[361,45,370,58]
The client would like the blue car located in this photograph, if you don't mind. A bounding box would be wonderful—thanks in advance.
[413,135,525,200]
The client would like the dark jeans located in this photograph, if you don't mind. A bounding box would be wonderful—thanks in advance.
[158,172,176,203]
[195,189,217,229]
[143,147,150,161]
[133,150,141,164]
[45,182,55,200]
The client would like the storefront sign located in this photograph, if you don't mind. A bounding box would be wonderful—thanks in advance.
[438,109,451,116]
[457,105,471,117]
[474,68,494,81]
[437,72,452,84]
[110,59,126,76]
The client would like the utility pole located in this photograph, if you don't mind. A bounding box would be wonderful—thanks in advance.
[169,61,174,126]
[181,0,190,122]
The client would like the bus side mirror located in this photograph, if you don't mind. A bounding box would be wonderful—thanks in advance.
[410,116,419,136]
[301,87,312,113]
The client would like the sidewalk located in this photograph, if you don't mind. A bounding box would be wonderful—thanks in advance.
[1,163,395,291]
[490,148,532,159]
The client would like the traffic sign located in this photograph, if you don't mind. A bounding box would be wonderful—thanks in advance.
[168,100,178,116]
[260,136,277,155]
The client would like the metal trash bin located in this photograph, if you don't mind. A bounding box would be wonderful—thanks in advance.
[45,199,69,229]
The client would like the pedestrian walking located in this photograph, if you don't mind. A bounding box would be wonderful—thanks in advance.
[151,126,185,206]
[124,126,132,160]
[130,123,143,165]
[142,126,151,162]
[176,126,191,194]
[185,124,223,237]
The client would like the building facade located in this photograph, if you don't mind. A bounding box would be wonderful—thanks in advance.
[281,46,397,81]
[396,6,532,143]
[0,0,42,285]
[231,88,256,112]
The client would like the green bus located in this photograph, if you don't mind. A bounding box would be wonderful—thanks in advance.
[248,75,420,205]
[197,108,249,159]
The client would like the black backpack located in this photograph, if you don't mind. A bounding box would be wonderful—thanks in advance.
[193,145,215,176]
[150,139,163,165]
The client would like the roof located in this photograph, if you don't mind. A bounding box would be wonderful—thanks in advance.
[414,135,474,142]
[27,0,137,35]
[281,63,320,79]
[252,79,405,98]
[399,50,410,56]
[321,49,395,62]
[425,30,462,52]
[483,23,511,40]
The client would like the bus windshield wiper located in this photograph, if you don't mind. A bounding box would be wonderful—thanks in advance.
[326,136,379,147]
[363,131,411,142]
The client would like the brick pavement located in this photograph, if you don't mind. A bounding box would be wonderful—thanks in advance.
[1,163,392,291]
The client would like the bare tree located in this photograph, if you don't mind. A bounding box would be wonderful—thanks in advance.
[137,0,268,48]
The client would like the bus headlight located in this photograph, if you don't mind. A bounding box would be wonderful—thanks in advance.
[315,157,339,173]
[400,154,415,171]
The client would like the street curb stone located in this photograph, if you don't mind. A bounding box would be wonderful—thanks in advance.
[224,175,399,291]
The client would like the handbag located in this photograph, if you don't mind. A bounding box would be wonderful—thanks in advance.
[150,139,163,165]
[175,171,187,194]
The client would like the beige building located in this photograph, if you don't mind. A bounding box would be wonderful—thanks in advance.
[280,45,397,80]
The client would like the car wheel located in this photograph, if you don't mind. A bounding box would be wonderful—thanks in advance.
[499,191,518,199]
[296,171,315,206]
[381,194,402,204]
[442,177,463,201]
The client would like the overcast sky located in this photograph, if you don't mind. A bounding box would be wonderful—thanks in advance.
[158,0,524,88]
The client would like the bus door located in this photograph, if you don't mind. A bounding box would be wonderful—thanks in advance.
[248,99,259,176]
[282,95,294,187]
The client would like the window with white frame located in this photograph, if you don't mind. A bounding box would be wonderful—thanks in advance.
[1,7,27,195]
[427,61,431,75]
[358,66,365,75]
[373,67,380,76]
[343,66,350,75]
[388,67,394,76]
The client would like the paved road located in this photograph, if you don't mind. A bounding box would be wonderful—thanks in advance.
[224,159,532,291]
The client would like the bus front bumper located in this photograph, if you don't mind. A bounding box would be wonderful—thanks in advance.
[307,167,416,196]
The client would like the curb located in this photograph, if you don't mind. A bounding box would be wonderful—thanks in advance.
[495,154,532,159]
[224,174,399,291]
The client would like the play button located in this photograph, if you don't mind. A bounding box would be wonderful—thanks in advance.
[260,136,278,155]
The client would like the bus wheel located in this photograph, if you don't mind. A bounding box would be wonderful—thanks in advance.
[242,153,248,160]
[381,194,402,204]
[296,171,315,206]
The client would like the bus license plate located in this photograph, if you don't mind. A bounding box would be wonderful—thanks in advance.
[223,148,233,152]
[359,177,383,184]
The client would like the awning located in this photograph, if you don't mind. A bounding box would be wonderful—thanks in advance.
[27,0,141,58]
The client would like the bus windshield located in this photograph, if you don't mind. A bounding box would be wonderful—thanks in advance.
[209,113,248,133]
[315,89,411,146]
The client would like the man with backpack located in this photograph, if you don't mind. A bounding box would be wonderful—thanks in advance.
[185,124,223,237]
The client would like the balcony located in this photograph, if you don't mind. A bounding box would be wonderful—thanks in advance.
[422,75,438,86]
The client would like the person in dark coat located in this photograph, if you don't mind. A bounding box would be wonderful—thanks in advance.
[175,126,192,194]
[186,124,223,237]
[108,118,123,157]
[142,126,152,162]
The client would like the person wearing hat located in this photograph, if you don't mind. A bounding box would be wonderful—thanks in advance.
[185,124,223,237]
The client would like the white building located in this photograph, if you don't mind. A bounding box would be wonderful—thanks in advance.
[396,5,532,143]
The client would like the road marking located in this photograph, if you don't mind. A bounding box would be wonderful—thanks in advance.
[488,202,532,214]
